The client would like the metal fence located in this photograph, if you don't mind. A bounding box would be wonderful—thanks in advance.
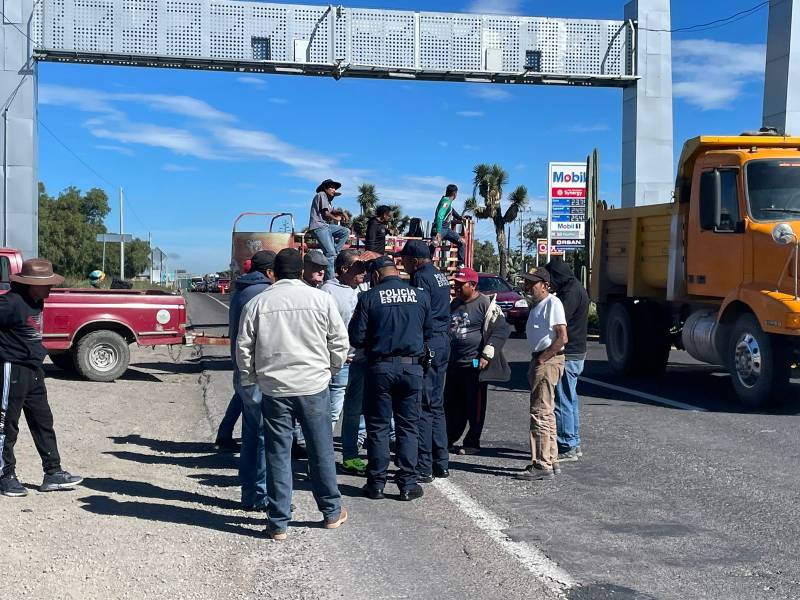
[33,1,636,85]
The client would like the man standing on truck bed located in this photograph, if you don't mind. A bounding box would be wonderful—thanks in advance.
[364,205,393,254]
[431,184,465,268]
[308,179,351,281]
[0,259,83,497]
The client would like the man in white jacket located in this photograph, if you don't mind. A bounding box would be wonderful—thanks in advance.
[236,248,350,540]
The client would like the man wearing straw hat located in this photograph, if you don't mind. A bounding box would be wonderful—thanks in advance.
[0,259,83,497]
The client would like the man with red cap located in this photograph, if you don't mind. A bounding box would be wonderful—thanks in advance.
[444,267,510,456]
[0,259,83,497]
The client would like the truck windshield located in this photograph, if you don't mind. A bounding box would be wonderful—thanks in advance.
[746,159,800,220]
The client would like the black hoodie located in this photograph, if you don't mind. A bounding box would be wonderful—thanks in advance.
[0,285,47,367]
[545,259,589,357]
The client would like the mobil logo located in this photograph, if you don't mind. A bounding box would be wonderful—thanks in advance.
[552,170,586,184]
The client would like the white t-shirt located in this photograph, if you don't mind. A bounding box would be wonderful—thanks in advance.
[526,294,567,353]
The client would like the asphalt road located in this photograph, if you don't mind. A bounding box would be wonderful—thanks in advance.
[190,291,800,600]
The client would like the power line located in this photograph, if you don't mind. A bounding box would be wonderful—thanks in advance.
[640,1,769,33]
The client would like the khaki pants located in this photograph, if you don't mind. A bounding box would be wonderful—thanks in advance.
[527,354,566,470]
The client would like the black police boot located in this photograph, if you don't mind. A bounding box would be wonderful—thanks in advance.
[362,484,385,500]
[417,473,435,484]
[399,484,424,502]
[432,467,450,479]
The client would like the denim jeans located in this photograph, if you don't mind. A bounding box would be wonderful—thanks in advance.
[554,358,585,453]
[216,390,242,442]
[329,363,349,427]
[418,333,450,476]
[312,224,350,280]
[234,370,267,508]
[261,390,342,532]
[440,228,464,266]
[341,359,367,461]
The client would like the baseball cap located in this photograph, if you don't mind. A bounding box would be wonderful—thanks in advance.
[521,267,550,284]
[274,248,303,279]
[250,250,276,272]
[304,250,328,269]
[398,240,431,260]
[453,267,478,284]
[367,255,397,275]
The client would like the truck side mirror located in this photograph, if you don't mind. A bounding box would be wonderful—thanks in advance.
[699,170,722,230]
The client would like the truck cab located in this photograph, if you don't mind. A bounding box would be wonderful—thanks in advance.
[592,132,800,407]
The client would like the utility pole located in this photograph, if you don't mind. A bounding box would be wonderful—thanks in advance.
[102,238,106,272]
[119,187,125,280]
[148,232,153,283]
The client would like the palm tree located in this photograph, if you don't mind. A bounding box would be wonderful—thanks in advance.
[357,183,379,216]
[464,163,528,279]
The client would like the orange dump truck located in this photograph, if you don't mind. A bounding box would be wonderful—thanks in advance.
[591,132,800,407]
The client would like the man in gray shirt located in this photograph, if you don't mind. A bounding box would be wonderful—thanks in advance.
[309,179,350,280]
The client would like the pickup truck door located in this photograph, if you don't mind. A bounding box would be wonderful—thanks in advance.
[687,164,745,298]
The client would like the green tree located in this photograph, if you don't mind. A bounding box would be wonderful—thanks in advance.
[464,164,528,279]
[473,240,499,273]
[101,239,152,279]
[353,183,379,237]
[523,217,548,253]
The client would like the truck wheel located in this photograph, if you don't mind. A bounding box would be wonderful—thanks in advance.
[636,303,671,375]
[727,314,791,409]
[606,302,636,374]
[75,331,130,382]
[48,352,76,372]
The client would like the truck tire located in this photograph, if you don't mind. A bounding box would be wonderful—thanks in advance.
[606,302,671,375]
[727,314,791,409]
[606,302,637,374]
[48,352,76,372]
[74,330,130,383]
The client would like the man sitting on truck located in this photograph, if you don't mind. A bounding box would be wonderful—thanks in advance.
[0,259,83,497]
[308,179,351,281]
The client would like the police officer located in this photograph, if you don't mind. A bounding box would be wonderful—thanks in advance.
[349,256,433,501]
[399,240,451,483]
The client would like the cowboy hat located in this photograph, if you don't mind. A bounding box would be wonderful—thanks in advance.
[316,179,342,194]
[10,259,65,286]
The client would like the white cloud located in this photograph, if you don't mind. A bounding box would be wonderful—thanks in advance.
[115,93,236,122]
[269,97,288,105]
[469,86,513,101]
[672,39,765,110]
[90,122,219,159]
[466,0,523,15]
[162,163,198,172]
[237,76,266,87]
[94,144,134,156]
[457,110,484,118]
[566,123,610,133]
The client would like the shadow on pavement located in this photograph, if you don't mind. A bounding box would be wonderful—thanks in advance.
[82,477,241,511]
[104,450,237,470]
[42,365,164,383]
[189,473,240,488]
[109,434,216,455]
[78,495,264,537]
[130,358,232,374]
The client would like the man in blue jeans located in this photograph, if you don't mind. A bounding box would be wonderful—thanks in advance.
[430,184,465,267]
[227,250,275,509]
[236,249,350,540]
[308,179,350,280]
[545,258,590,463]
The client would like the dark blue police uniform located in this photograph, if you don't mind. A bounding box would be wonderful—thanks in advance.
[349,272,432,493]
[410,261,452,478]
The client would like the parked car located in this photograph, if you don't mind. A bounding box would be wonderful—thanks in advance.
[477,273,529,333]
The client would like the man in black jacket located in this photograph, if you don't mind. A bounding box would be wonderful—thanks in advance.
[0,259,83,497]
[545,258,590,462]
[364,205,392,254]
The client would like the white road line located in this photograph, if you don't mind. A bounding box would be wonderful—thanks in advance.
[204,293,230,311]
[432,478,576,597]
[579,376,707,412]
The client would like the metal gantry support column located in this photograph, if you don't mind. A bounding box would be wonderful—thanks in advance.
[1,0,37,257]
[763,0,800,134]
[621,0,674,207]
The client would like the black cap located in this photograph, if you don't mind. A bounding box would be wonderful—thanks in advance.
[398,240,431,260]
[274,248,303,279]
[304,250,328,269]
[367,255,396,275]
[521,266,550,284]
[316,179,342,193]
[250,250,276,273]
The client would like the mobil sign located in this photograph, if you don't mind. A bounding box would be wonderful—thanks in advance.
[548,161,587,243]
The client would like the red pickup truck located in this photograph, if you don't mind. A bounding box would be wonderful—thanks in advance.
[1,248,189,382]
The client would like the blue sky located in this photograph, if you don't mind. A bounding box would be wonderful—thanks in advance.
[38,0,769,274]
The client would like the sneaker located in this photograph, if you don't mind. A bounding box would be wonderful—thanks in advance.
[557,448,579,462]
[417,473,435,484]
[514,465,555,481]
[340,458,367,476]
[458,446,480,456]
[40,470,83,492]
[0,474,28,497]
[324,506,349,529]
[356,438,365,451]
[265,527,288,541]
[214,438,239,453]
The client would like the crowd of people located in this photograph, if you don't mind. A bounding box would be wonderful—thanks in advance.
[213,179,590,539]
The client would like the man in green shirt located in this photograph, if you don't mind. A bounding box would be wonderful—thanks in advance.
[431,184,465,267]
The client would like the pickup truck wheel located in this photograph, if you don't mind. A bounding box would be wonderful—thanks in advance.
[728,314,790,409]
[48,352,76,372]
[75,331,130,383]
[606,302,636,374]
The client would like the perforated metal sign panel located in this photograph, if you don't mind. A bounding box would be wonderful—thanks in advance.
[33,1,636,86]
